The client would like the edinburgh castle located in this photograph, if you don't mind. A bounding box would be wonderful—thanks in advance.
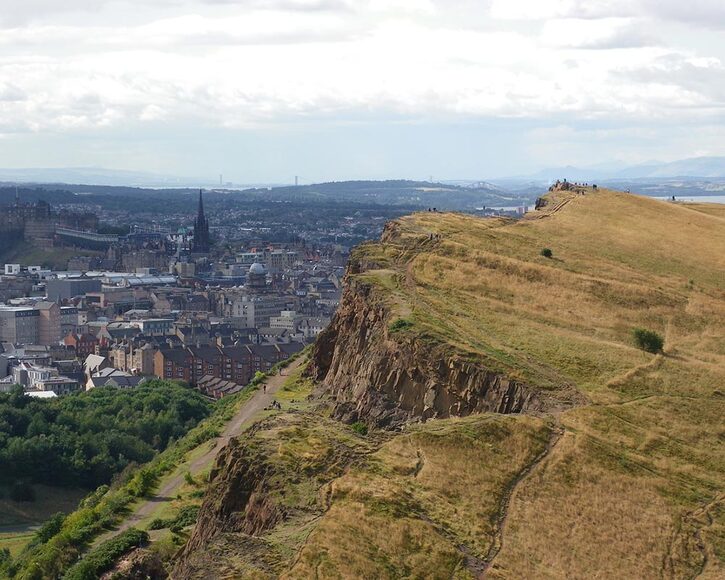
[0,192,99,250]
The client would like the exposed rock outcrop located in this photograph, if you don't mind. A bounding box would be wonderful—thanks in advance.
[172,413,375,578]
[308,268,576,429]
[100,548,167,579]
[173,427,283,575]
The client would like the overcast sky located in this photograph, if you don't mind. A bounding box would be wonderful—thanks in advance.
[0,0,723,183]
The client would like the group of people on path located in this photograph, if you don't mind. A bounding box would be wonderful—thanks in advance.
[263,394,282,411]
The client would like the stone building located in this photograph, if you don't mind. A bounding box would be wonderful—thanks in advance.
[192,189,211,253]
[0,306,40,344]
[36,301,61,345]
[0,197,99,249]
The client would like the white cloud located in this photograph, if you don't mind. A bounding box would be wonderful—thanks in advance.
[490,0,725,28]
[540,18,654,49]
[0,0,722,176]
[490,0,637,21]
[0,8,720,135]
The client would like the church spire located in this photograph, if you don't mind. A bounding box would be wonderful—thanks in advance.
[197,189,205,220]
[193,188,211,253]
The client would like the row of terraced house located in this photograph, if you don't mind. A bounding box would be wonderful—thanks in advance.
[154,342,304,396]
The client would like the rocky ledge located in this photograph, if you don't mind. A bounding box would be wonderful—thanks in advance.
[308,261,582,429]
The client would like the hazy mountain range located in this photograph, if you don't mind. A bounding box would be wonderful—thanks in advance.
[512,156,725,182]
[0,157,723,190]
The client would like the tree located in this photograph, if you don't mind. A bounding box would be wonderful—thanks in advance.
[632,328,664,354]
[540,248,553,258]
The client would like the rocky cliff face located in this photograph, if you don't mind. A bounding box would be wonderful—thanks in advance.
[309,245,579,429]
[172,413,374,578]
[172,429,282,576]
[100,549,167,580]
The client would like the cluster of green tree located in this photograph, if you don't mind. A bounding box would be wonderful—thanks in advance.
[0,382,211,489]
[96,223,131,235]
[3,352,306,578]
[148,504,200,532]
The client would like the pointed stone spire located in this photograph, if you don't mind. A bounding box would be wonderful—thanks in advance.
[193,188,210,253]
[197,189,205,220]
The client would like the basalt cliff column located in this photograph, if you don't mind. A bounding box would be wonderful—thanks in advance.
[308,264,568,429]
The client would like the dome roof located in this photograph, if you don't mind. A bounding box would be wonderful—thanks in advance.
[249,262,267,275]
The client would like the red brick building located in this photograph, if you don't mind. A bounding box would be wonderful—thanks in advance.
[64,332,99,359]
[154,342,304,388]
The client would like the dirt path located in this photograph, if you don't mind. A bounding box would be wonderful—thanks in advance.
[482,424,565,577]
[97,360,302,542]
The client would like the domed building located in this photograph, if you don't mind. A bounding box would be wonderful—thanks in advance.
[246,262,268,292]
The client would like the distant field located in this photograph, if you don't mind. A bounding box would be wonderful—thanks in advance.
[0,485,86,528]
[0,531,34,558]
[0,485,86,557]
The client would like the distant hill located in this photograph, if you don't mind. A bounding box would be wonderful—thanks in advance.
[1,180,530,211]
[513,156,725,182]
[0,167,201,187]
[239,179,521,209]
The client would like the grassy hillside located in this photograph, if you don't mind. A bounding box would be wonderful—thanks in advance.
[175,368,553,578]
[173,189,723,578]
[342,188,724,578]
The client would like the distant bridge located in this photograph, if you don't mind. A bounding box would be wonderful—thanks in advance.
[56,227,119,249]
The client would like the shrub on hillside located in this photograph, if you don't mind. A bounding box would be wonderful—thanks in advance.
[63,528,149,580]
[148,505,200,531]
[351,422,368,436]
[632,328,664,354]
[540,248,553,258]
[128,468,156,497]
[30,512,66,547]
[250,371,267,386]
[389,318,414,333]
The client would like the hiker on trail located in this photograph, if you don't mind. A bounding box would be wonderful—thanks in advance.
[263,384,266,394]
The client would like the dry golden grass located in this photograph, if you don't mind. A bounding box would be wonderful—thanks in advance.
[286,502,467,580]
[177,190,723,578]
[683,202,725,219]
[486,433,698,580]
[286,415,550,579]
[339,189,725,578]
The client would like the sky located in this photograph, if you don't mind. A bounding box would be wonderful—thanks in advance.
[0,0,723,183]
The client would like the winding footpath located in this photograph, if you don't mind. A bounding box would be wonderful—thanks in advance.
[96,360,302,544]
[482,424,565,577]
